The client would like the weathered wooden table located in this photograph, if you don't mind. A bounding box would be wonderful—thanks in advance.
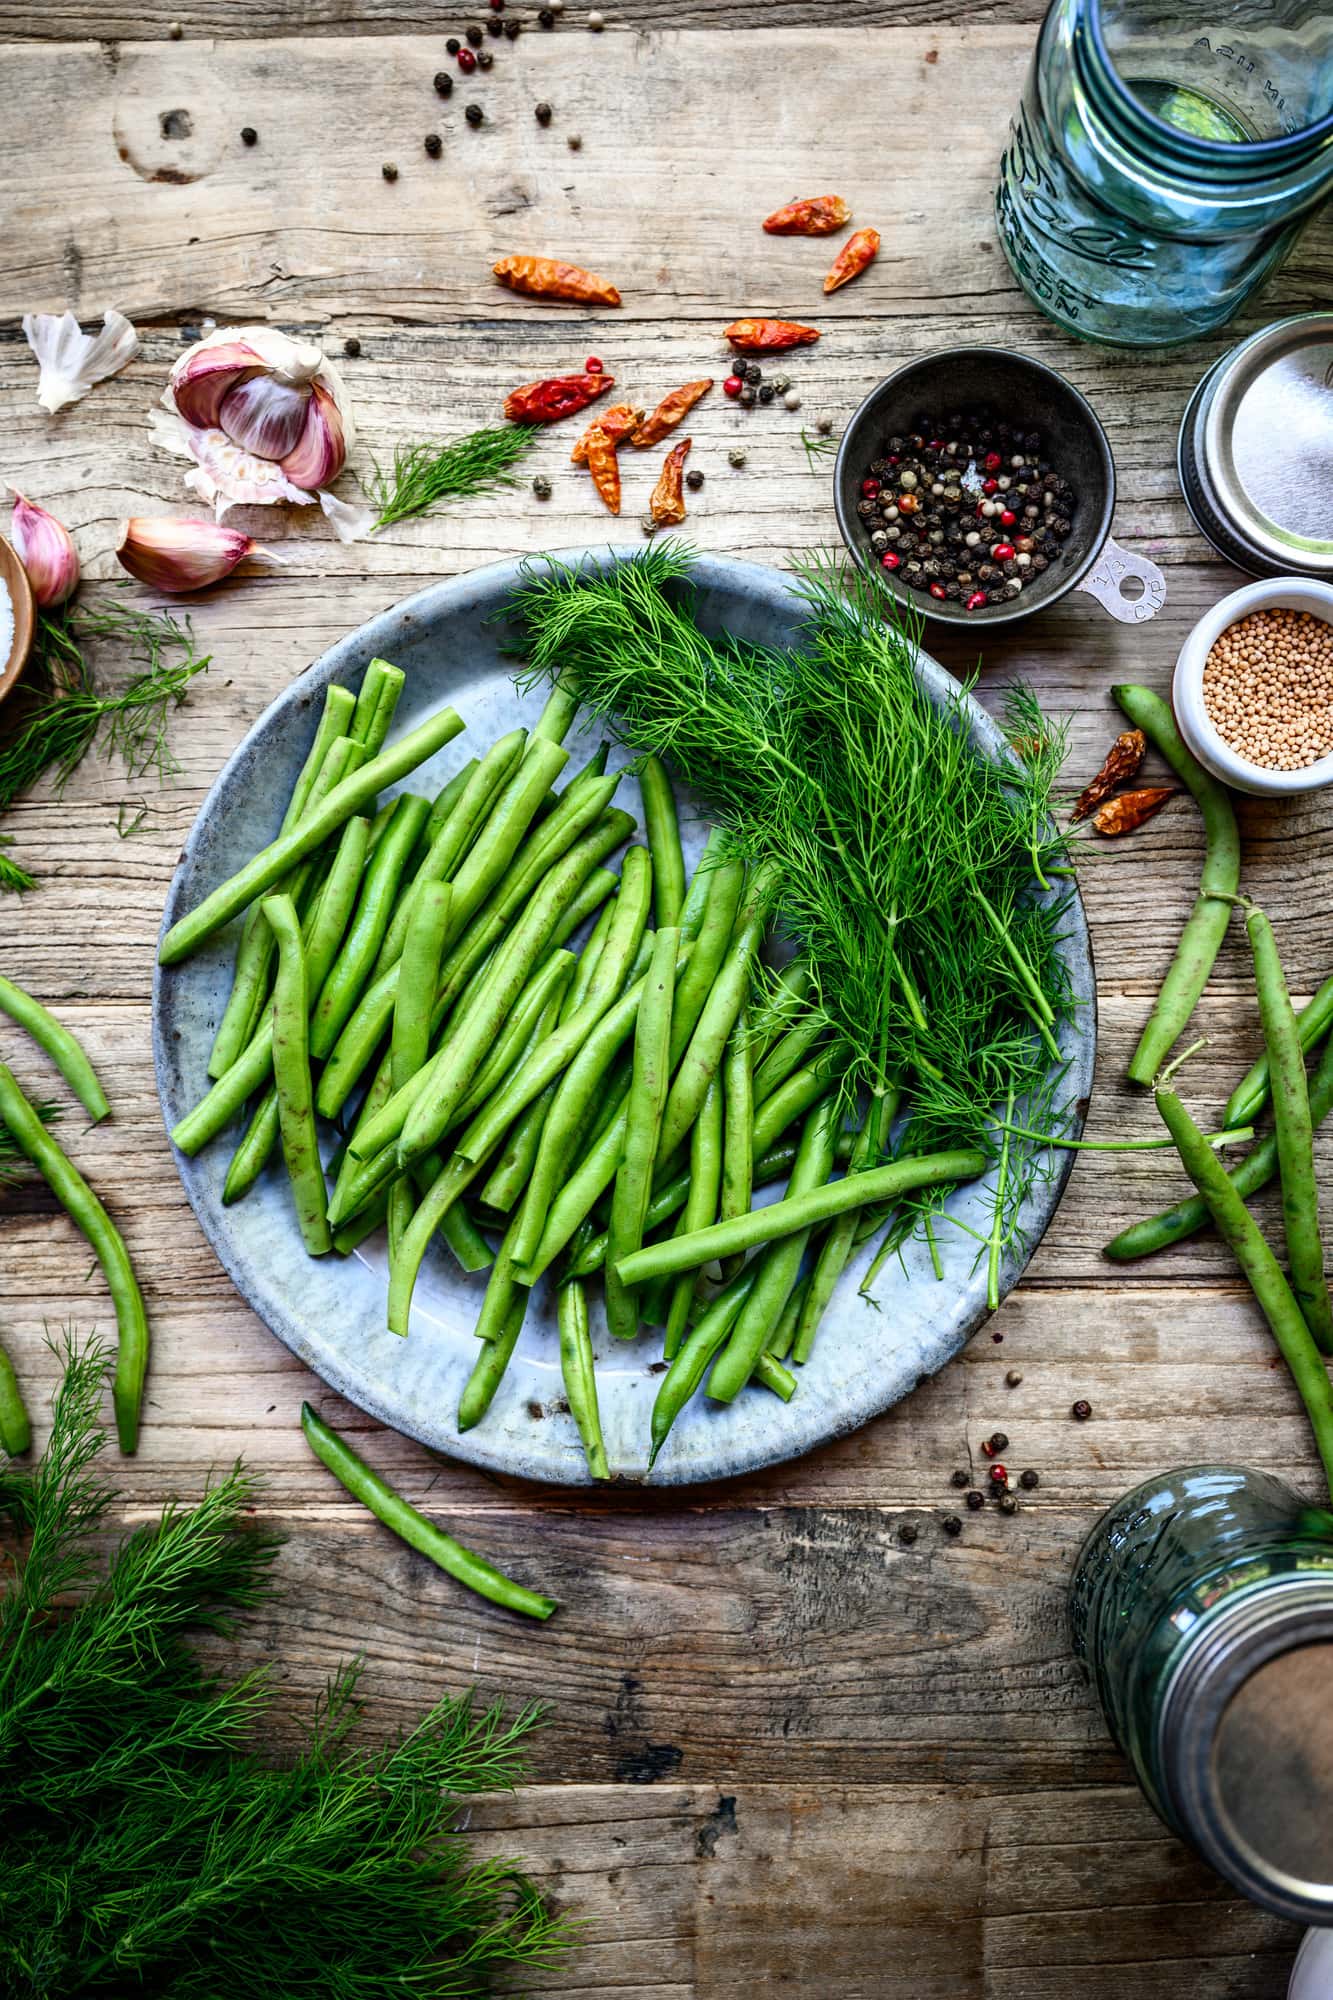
[4,4,1331,1990]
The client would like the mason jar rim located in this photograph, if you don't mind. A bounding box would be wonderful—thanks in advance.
[1078,0,1333,167]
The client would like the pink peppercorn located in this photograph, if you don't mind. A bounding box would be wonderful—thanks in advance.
[458,45,477,68]
[929,582,947,600]
[1000,509,1017,528]
[585,355,603,373]
[861,477,880,498]
[991,542,1016,561]
[982,478,999,495]
[880,551,901,570]
[723,375,742,398]
[984,451,1002,472]
[966,590,987,610]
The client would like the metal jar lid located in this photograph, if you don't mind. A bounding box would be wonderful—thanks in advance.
[1178,313,1333,580]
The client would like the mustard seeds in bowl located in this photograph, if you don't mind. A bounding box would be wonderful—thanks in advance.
[1201,608,1333,772]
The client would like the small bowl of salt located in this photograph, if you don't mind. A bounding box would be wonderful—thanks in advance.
[0,536,36,708]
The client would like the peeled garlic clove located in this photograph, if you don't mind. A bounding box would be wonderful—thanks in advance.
[282,383,347,489]
[171,339,265,430]
[116,516,258,593]
[8,488,80,607]
[217,373,310,462]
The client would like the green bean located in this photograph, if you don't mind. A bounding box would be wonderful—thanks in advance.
[386,1174,413,1265]
[391,881,452,1092]
[0,1337,31,1456]
[478,1084,556,1215]
[648,1268,757,1471]
[792,1119,873,1364]
[755,1353,796,1400]
[300,1400,554,1618]
[550,868,617,949]
[678,826,728,943]
[1243,903,1333,1354]
[0,974,110,1124]
[557,1277,609,1479]
[766,1275,810,1364]
[262,895,330,1255]
[752,1013,827,1106]
[458,1288,528,1428]
[531,668,581,748]
[349,656,405,755]
[206,684,357,1077]
[617,1145,989,1287]
[571,1133,799,1284]
[160,699,465,966]
[663,1075,723,1360]
[1227,975,1333,1129]
[332,1183,389,1255]
[310,794,430,1059]
[665,855,746,1070]
[0,1062,148,1454]
[423,756,479,846]
[606,925,677,1340]
[518,1093,630,1283]
[708,1097,840,1403]
[1155,1087,1333,1497]
[639,755,685,928]
[656,862,780,1166]
[751,1057,842,1158]
[750,960,814,1066]
[560,894,621,1024]
[719,1013,753,1278]
[451,955,574,1128]
[221,1088,279,1206]
[439,1201,495,1273]
[1113,684,1241,1087]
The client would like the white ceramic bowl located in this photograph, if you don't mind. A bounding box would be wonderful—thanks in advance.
[1173,577,1333,798]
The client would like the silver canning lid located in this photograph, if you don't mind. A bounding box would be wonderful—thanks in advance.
[1179,313,1333,580]
[1158,1573,1333,1924]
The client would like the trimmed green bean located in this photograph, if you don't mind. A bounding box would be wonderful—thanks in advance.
[1114,684,1241,1087]
[755,1353,796,1400]
[332,1183,389,1256]
[606,925,677,1340]
[766,1274,810,1365]
[262,894,330,1255]
[557,1278,609,1479]
[708,1097,840,1403]
[665,854,746,1069]
[792,1119,873,1364]
[531,668,581,747]
[1244,904,1333,1355]
[751,1057,842,1158]
[439,1202,495,1273]
[678,826,728,943]
[518,1093,630,1284]
[160,699,465,965]
[423,757,479,846]
[349,656,405,755]
[570,1133,799,1284]
[719,1013,753,1279]
[648,1268,757,1471]
[1227,974,1333,1129]
[391,881,452,1092]
[451,955,574,1129]
[663,1075,723,1360]
[1155,1088,1333,1497]
[752,1013,827,1107]
[300,1400,554,1617]
[310,794,430,1059]
[0,1062,148,1454]
[559,894,620,1024]
[0,974,110,1124]
[550,868,617,949]
[0,1337,31,1456]
[640,755,685,929]
[458,1289,528,1430]
[750,961,814,1067]
[617,1145,990,1287]
[221,1087,279,1206]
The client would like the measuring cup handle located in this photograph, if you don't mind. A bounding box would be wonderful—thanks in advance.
[1076,537,1167,624]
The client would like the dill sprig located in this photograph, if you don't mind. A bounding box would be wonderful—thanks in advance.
[1,1333,572,1998]
[0,835,34,895]
[368,426,535,530]
[799,427,838,471]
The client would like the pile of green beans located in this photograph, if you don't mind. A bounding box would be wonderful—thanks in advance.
[166,657,1000,1493]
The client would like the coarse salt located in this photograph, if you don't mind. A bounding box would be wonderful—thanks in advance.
[0,572,14,670]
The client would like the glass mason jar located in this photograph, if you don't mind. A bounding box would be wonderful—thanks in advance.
[995,0,1333,348]
[1071,1465,1333,1921]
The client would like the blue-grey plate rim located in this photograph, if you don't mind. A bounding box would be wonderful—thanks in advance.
[153,547,1096,1488]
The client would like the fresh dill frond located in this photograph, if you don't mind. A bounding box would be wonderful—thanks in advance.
[368,425,535,530]
[1,1335,573,1997]
[799,428,838,471]
[0,835,34,894]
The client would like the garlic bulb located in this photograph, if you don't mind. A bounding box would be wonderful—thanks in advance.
[22,308,140,415]
[9,490,79,607]
[153,325,358,525]
[116,517,280,594]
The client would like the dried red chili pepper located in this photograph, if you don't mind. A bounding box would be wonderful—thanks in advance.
[823,226,881,294]
[581,424,621,515]
[1070,729,1148,823]
[492,254,622,306]
[649,437,691,526]
[1092,786,1175,836]
[631,379,714,448]
[761,195,851,237]
[723,318,820,353]
[571,402,643,463]
[503,372,614,425]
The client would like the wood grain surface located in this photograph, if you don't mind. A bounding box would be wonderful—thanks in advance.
[3,13,1331,1993]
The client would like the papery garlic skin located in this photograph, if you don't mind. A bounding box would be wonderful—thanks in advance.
[8,490,80,608]
[22,308,140,415]
[116,516,260,594]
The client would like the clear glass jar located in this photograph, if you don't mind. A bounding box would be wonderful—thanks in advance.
[995,0,1333,348]
[1071,1465,1333,1920]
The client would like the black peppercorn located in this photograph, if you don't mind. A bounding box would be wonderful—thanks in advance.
[424,132,443,156]
[343,335,361,357]
[998,1492,1019,1515]
[988,1430,1009,1453]
[965,1489,985,1511]
[477,47,493,65]
[1072,1399,1092,1421]
[685,468,704,491]
[381,161,399,180]
[446,36,461,51]
[539,7,555,23]
[898,1522,918,1546]
[942,1515,962,1538]
[535,100,552,123]
[466,22,483,42]
[738,386,756,408]
[487,13,503,30]
[434,69,454,94]
[1019,1469,1039,1490]
[240,125,258,145]
[744,361,762,384]
[856,498,876,519]
[180,324,200,344]
[758,384,775,405]
[950,1468,969,1488]
[465,102,484,125]
[504,15,520,32]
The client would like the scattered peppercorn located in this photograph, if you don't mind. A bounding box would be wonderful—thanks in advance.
[532,474,552,499]
[1019,1469,1039,1490]
[1072,1399,1093,1421]
[381,161,399,181]
[466,22,483,42]
[566,131,582,148]
[685,468,704,491]
[504,17,521,35]
[898,1522,919,1546]
[988,1463,1008,1485]
[585,355,603,374]
[424,132,443,156]
[640,512,657,536]
[477,47,494,67]
[343,336,362,357]
[949,1469,969,1488]
[458,45,477,68]
[739,386,756,408]
[815,411,834,434]
[446,35,461,51]
[988,1430,1009,1454]
[998,1492,1019,1515]
[942,1515,962,1538]
[535,100,553,123]
[728,446,747,468]
[587,7,605,25]
[487,13,504,31]
[180,324,200,344]
[240,126,258,145]
[783,389,802,412]
[723,375,742,399]
[539,6,555,23]
[758,384,775,405]
[771,374,791,394]
[168,18,182,35]
[965,1489,985,1511]
[465,102,484,125]
[1005,1369,1023,1388]
[434,69,454,94]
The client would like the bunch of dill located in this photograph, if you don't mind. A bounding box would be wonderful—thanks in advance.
[367,426,534,531]
[0,1337,570,1999]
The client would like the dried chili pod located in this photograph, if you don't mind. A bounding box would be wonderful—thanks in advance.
[723,318,820,353]
[1071,729,1148,823]
[762,195,851,236]
[503,371,614,424]
[1092,785,1176,836]
[493,254,622,306]
[823,226,880,294]
[649,437,691,526]
[571,402,643,463]
[631,379,714,448]
[581,424,621,514]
